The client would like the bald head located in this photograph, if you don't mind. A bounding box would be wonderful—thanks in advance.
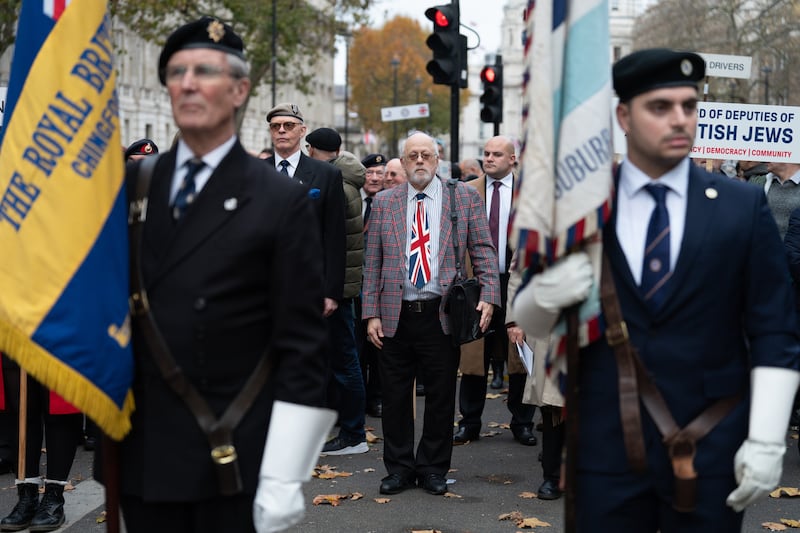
[483,136,516,180]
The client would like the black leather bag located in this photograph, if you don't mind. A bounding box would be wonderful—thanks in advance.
[443,179,486,346]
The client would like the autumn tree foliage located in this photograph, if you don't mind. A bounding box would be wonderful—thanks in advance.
[349,16,467,140]
[633,0,800,105]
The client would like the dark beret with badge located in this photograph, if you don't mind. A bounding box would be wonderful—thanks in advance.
[613,48,705,102]
[125,138,159,160]
[158,16,245,85]
[306,128,342,152]
[266,103,305,124]
[361,153,386,169]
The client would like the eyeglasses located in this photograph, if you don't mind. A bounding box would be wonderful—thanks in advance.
[365,169,385,176]
[269,122,302,132]
[406,152,434,161]
[164,64,234,84]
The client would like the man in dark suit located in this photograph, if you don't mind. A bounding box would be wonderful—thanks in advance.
[117,17,335,533]
[456,136,536,447]
[515,48,800,532]
[363,132,500,496]
[265,104,346,318]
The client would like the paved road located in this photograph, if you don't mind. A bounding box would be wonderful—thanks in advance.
[1,378,798,532]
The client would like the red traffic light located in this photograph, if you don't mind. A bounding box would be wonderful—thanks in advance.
[481,67,497,83]
[425,6,455,28]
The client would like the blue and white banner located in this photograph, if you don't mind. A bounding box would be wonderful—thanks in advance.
[0,0,134,439]
[511,0,614,372]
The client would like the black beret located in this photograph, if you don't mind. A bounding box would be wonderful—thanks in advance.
[613,48,705,102]
[158,17,245,85]
[125,138,159,160]
[361,153,386,168]
[306,128,342,152]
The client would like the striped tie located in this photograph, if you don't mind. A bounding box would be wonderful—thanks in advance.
[640,184,671,310]
[172,158,204,221]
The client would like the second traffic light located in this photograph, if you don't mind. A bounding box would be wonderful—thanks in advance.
[480,61,503,124]
[425,4,466,87]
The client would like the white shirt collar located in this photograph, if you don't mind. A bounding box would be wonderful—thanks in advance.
[176,135,237,170]
[276,149,302,170]
[619,157,689,200]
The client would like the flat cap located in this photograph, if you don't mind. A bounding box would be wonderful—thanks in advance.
[125,138,159,160]
[306,128,342,152]
[361,153,386,168]
[613,48,705,102]
[266,103,304,123]
[158,17,244,85]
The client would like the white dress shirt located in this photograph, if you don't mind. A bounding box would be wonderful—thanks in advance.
[170,135,236,204]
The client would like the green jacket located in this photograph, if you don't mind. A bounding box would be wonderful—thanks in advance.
[331,151,365,299]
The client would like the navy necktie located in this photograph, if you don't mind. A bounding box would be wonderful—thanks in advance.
[172,158,204,221]
[364,196,373,226]
[640,183,671,310]
[278,159,290,175]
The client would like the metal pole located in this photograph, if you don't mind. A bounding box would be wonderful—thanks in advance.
[450,83,459,163]
[344,36,350,151]
[392,56,400,157]
[271,0,277,108]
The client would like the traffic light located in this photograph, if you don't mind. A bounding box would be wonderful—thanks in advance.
[425,4,463,86]
[480,62,503,123]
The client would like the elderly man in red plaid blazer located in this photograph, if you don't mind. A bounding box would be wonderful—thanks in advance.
[363,132,500,497]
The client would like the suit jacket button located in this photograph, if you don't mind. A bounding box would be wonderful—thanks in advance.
[194,297,206,311]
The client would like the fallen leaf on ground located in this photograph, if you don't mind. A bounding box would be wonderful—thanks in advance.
[519,492,538,499]
[363,468,375,473]
[447,468,458,473]
[317,471,353,479]
[518,517,551,528]
[312,494,348,506]
[488,421,501,428]
[444,492,463,498]
[499,511,524,522]
[411,529,442,533]
[770,487,800,498]
[485,393,503,399]
[374,497,391,504]
[64,484,75,491]
[95,511,107,524]
[763,523,788,531]
[780,518,800,527]
[480,430,503,438]
[366,430,381,443]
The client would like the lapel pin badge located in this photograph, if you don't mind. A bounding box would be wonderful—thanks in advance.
[705,187,718,200]
[224,198,238,211]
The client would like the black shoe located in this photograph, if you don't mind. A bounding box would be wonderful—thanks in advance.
[453,426,480,445]
[379,473,415,495]
[537,479,562,500]
[416,383,426,397]
[513,427,538,446]
[490,374,504,389]
[28,483,65,532]
[0,483,40,532]
[83,436,97,451]
[418,473,447,495]
[366,401,383,418]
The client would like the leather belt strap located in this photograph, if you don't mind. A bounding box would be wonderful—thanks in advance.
[600,253,742,512]
[128,155,273,495]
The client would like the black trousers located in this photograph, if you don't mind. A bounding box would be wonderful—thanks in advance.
[540,406,565,481]
[121,493,255,533]
[457,301,535,434]
[379,299,458,478]
[354,296,382,404]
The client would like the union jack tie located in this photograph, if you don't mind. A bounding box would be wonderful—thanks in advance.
[640,184,671,310]
[409,193,431,289]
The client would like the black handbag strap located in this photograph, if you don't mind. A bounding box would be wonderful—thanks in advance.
[446,178,465,281]
[127,155,273,494]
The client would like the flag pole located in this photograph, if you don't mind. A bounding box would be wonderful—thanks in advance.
[564,305,581,533]
[16,369,27,481]
[102,435,121,533]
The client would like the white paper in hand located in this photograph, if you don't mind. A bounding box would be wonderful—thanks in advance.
[516,341,534,377]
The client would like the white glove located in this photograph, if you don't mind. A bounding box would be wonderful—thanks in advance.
[253,401,336,533]
[726,366,800,512]
[513,252,594,339]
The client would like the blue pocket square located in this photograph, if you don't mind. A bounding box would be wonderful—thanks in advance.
[308,188,321,199]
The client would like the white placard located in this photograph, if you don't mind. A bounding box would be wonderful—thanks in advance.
[699,53,752,80]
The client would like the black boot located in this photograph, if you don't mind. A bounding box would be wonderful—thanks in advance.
[29,483,65,532]
[490,361,504,389]
[0,482,40,532]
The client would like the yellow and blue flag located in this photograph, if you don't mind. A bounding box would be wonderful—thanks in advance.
[511,0,614,381]
[0,0,134,439]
